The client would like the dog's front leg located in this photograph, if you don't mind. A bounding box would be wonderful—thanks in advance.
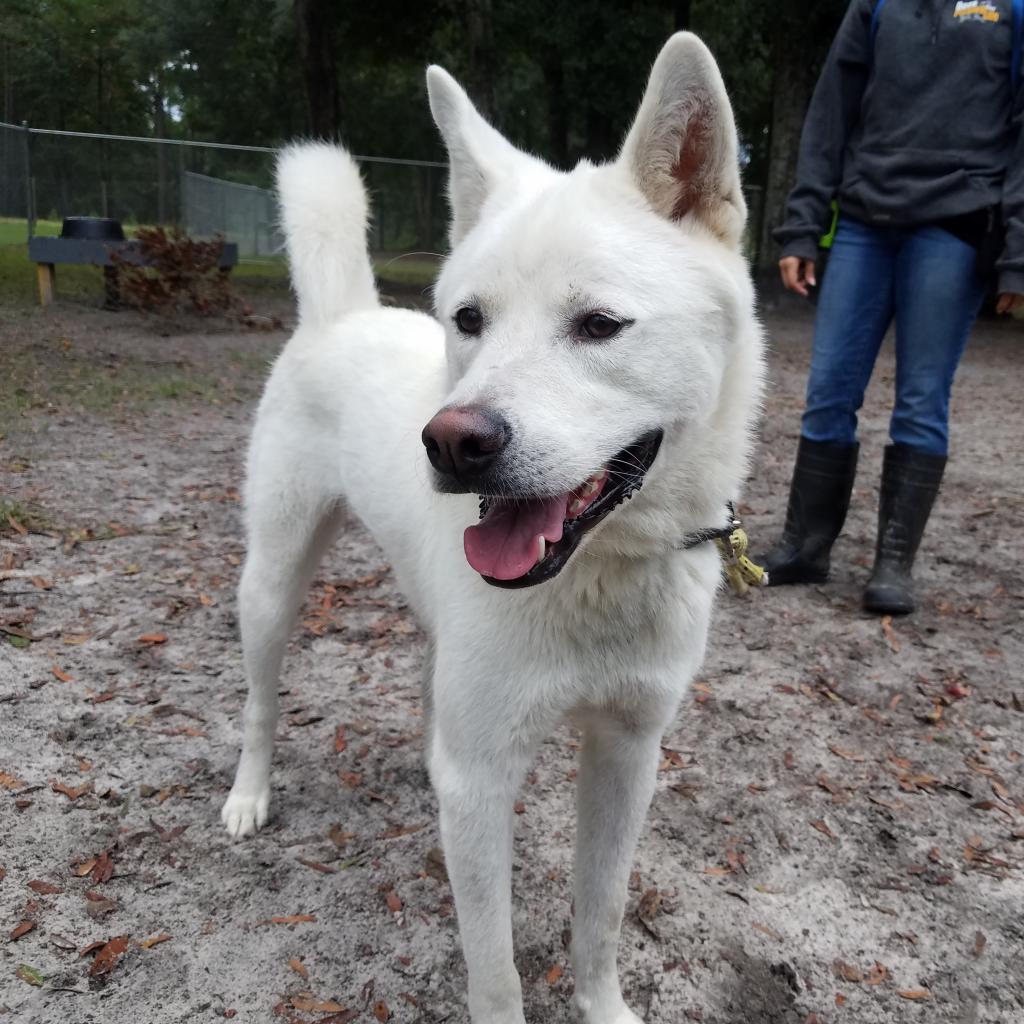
[431,731,536,1024]
[572,712,666,1024]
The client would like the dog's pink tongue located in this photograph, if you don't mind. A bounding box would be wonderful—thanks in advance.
[464,496,567,580]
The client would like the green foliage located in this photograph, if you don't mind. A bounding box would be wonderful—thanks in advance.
[0,0,847,270]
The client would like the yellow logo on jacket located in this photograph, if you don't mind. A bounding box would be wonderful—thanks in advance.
[953,1,1001,22]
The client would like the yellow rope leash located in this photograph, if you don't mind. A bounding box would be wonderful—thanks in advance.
[715,525,769,596]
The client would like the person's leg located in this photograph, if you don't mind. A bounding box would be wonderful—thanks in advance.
[763,219,896,585]
[863,226,986,613]
[801,218,897,445]
[889,226,986,455]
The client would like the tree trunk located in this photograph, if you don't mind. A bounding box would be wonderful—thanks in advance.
[294,0,341,139]
[466,0,495,119]
[541,52,568,167]
[757,27,819,280]
[757,1,846,283]
[153,71,167,224]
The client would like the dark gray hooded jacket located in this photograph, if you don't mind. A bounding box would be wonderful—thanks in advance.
[774,0,1024,295]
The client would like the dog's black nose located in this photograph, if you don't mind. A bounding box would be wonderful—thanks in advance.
[422,406,510,481]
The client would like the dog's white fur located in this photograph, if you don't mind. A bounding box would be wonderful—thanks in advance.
[223,33,764,1024]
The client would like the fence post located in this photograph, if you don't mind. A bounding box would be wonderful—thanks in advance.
[21,120,34,239]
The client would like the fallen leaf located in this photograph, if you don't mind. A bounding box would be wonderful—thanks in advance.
[288,957,308,979]
[385,890,402,914]
[834,960,863,983]
[15,964,43,986]
[783,749,795,770]
[52,665,73,683]
[74,858,98,877]
[89,935,129,976]
[751,921,783,942]
[139,933,171,949]
[291,996,346,1013]
[258,914,317,926]
[865,962,890,985]
[85,898,117,920]
[10,920,35,941]
[328,824,354,849]
[379,823,424,840]
[972,931,986,957]
[424,846,448,883]
[810,819,838,841]
[373,1001,391,1022]
[897,989,932,1000]
[51,779,93,801]
[0,770,27,791]
[27,880,62,895]
[703,866,731,876]
[296,857,337,875]
[880,615,901,653]
[334,725,347,753]
[91,851,114,884]
[137,633,168,646]
[829,746,865,762]
[546,963,564,985]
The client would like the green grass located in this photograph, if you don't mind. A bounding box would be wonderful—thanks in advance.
[0,216,62,245]
[0,497,52,534]
[0,340,240,428]
[373,252,440,289]
[0,216,438,306]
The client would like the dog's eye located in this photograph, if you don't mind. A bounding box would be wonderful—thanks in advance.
[580,313,622,340]
[454,306,483,335]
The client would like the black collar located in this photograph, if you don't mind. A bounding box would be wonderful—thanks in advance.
[677,502,741,551]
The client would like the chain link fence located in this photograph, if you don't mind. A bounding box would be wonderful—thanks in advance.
[0,120,765,263]
[0,121,448,258]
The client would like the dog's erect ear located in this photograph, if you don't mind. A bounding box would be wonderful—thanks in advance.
[618,33,745,249]
[427,65,546,245]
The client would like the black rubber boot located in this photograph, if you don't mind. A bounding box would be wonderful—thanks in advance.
[863,444,946,615]
[760,437,859,586]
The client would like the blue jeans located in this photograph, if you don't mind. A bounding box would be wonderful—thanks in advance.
[801,217,986,456]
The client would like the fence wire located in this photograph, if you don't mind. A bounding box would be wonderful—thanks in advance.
[1,121,764,262]
[0,122,448,257]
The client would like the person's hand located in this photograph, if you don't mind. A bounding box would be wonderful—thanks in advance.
[779,256,817,297]
[995,292,1023,314]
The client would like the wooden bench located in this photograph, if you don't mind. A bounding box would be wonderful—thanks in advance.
[28,227,239,307]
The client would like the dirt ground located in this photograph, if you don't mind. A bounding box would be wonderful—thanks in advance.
[1,287,1022,1024]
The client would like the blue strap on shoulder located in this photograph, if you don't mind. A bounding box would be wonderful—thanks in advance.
[1012,0,1023,84]
[870,0,889,45]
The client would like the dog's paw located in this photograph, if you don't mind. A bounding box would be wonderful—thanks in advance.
[221,788,270,838]
[584,1010,643,1024]
[576,997,644,1024]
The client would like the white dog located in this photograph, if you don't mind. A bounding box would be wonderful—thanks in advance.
[222,32,763,1024]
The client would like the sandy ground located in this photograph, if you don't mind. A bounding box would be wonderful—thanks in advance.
[1,291,1022,1024]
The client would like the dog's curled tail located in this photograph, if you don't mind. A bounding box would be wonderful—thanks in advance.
[277,143,378,326]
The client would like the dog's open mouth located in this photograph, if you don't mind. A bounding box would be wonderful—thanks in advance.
[464,430,663,589]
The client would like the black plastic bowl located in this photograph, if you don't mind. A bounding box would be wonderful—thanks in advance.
[59,217,125,241]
